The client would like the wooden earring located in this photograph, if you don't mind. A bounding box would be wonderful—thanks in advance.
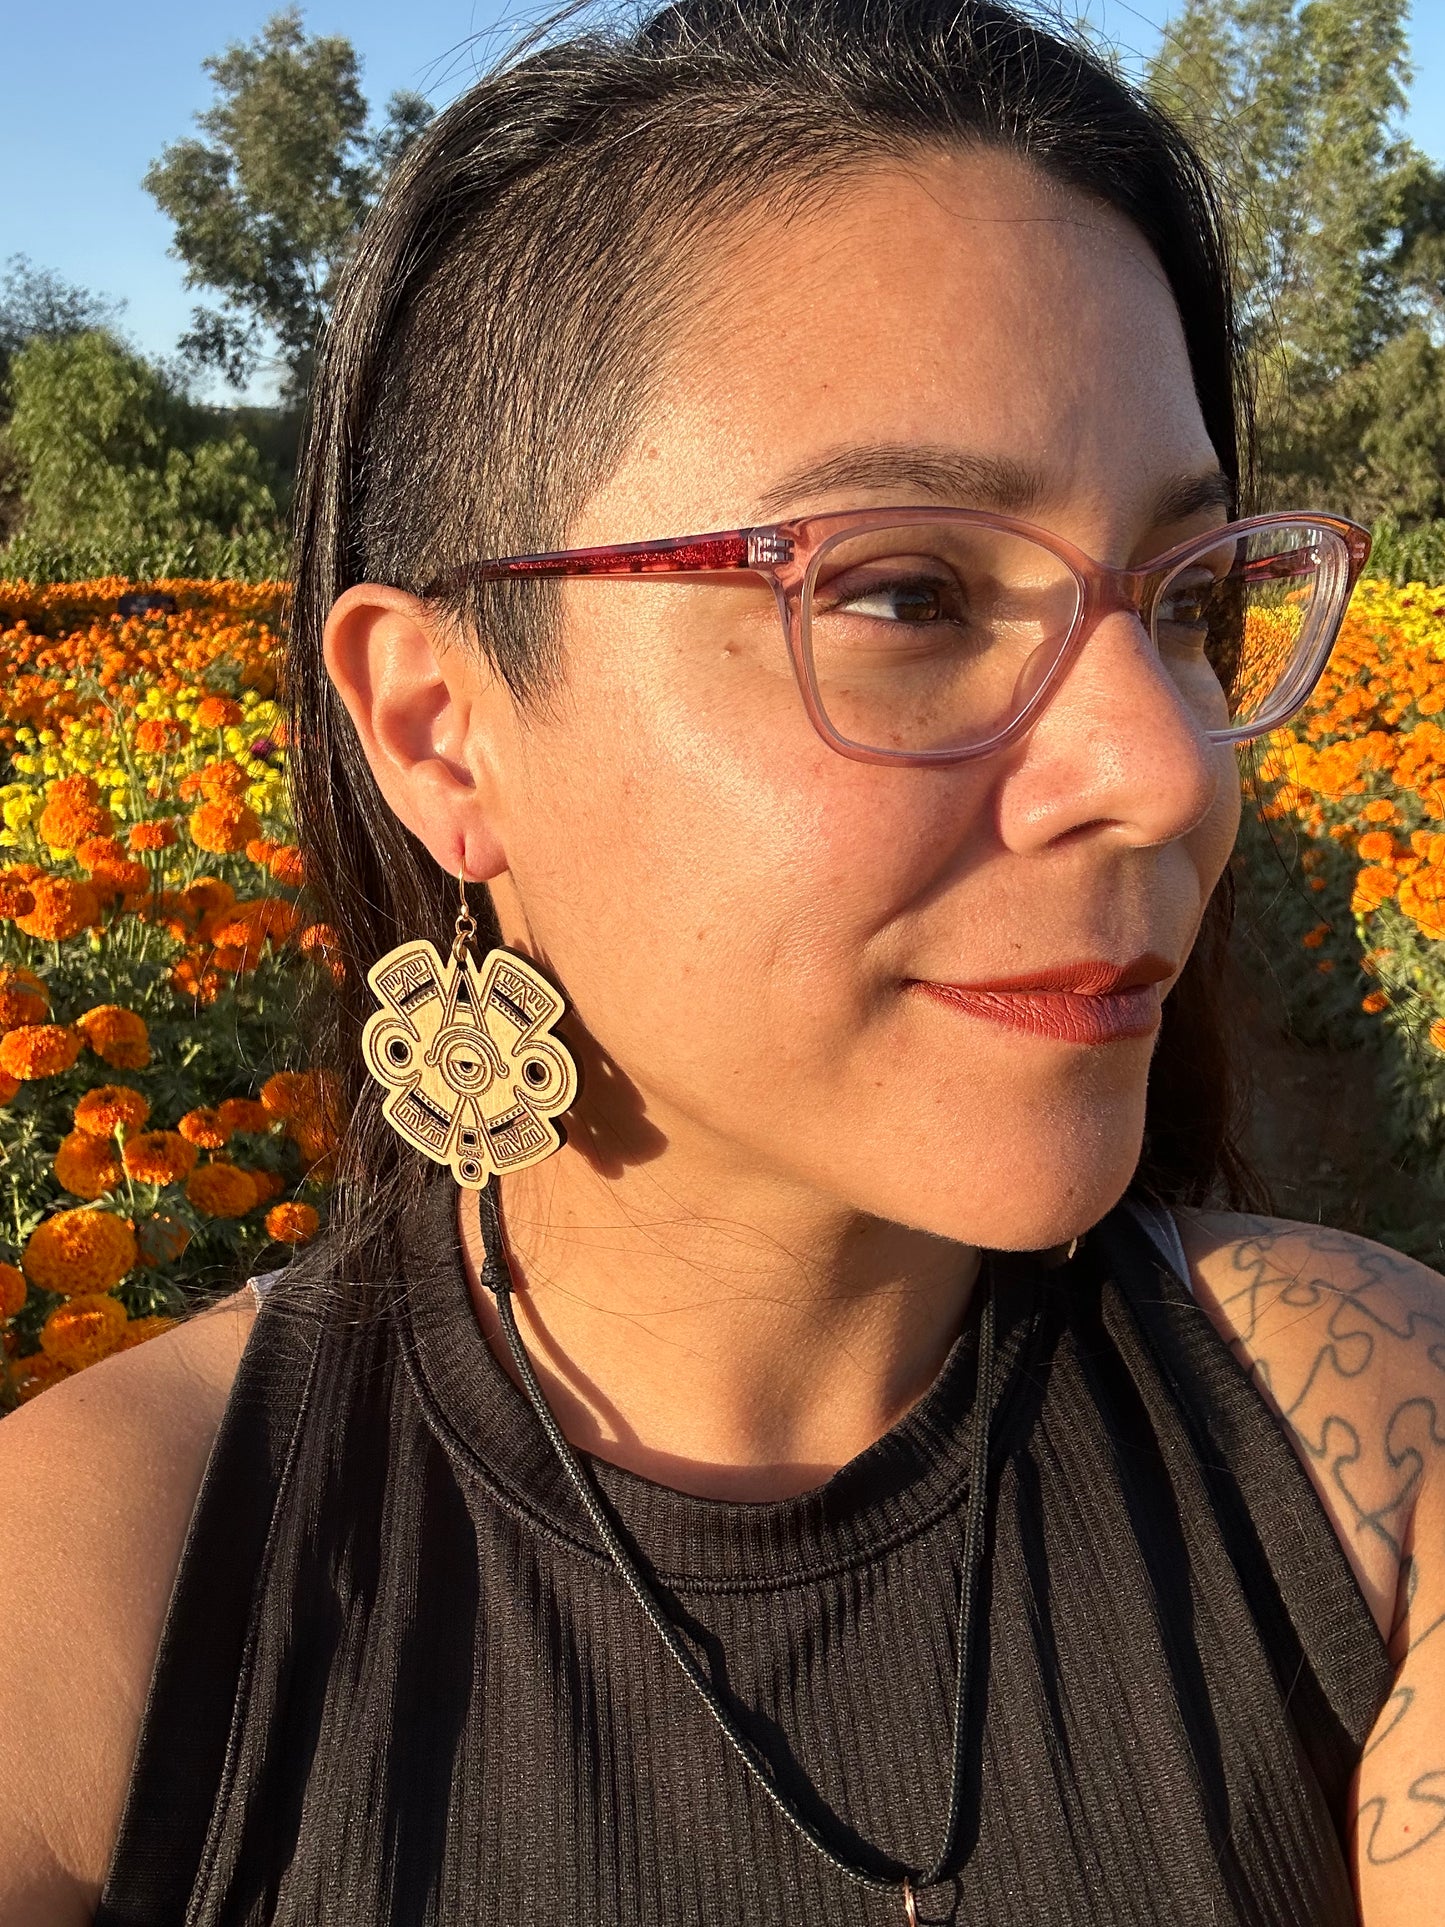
[361,873,579,1189]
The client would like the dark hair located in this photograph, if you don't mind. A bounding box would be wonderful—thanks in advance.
[288,0,1267,1279]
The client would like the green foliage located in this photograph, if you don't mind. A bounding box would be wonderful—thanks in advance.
[1368,515,1445,586]
[0,331,287,581]
[145,8,434,399]
[1148,0,1445,522]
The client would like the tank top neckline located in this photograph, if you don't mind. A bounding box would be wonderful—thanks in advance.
[394,1177,1058,1592]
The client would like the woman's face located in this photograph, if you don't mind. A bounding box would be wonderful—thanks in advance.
[350,149,1242,1252]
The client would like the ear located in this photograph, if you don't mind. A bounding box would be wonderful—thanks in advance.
[322,583,510,881]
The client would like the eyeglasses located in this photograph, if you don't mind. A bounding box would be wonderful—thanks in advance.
[422,508,1372,766]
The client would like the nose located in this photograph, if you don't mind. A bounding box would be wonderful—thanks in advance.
[996,605,1226,854]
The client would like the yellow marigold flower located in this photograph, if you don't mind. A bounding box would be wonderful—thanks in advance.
[127,818,177,852]
[10,1353,72,1402]
[122,1130,199,1186]
[266,1201,319,1244]
[1361,990,1389,1015]
[0,1261,26,1318]
[73,1083,150,1137]
[112,1313,180,1351]
[0,1023,83,1079]
[187,1161,259,1218]
[189,797,263,855]
[1351,867,1399,916]
[15,876,101,942]
[195,694,244,729]
[23,1208,137,1295]
[178,1106,230,1149]
[38,1291,127,1370]
[0,965,48,1029]
[217,1096,270,1135]
[133,717,190,755]
[55,1129,124,1200]
[37,792,112,850]
[1301,924,1329,949]
[0,878,35,919]
[136,1214,191,1268]
[76,1005,151,1069]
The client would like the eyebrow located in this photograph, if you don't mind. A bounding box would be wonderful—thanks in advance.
[753,443,1236,528]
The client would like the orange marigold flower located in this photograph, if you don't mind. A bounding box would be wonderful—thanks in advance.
[266,1201,319,1244]
[1355,831,1397,863]
[1301,924,1329,949]
[178,1106,230,1149]
[1361,990,1389,1015]
[127,818,178,852]
[260,1070,312,1119]
[0,1023,82,1079]
[0,879,35,919]
[15,876,102,942]
[112,1313,180,1351]
[55,1129,124,1200]
[37,793,112,851]
[217,1096,269,1135]
[267,845,307,887]
[1351,867,1399,916]
[10,1353,72,1401]
[193,760,250,800]
[187,1161,259,1218]
[122,1130,199,1186]
[195,694,243,729]
[0,1073,17,1106]
[0,1261,25,1318]
[133,717,190,754]
[38,1291,127,1370]
[1398,865,1445,942]
[1361,798,1399,824]
[0,966,48,1029]
[182,877,236,918]
[1429,1020,1445,1057]
[137,1214,192,1268]
[189,798,263,855]
[298,922,338,957]
[47,773,100,803]
[23,1208,137,1295]
[248,1167,285,1201]
[73,1083,151,1137]
[76,1005,151,1069]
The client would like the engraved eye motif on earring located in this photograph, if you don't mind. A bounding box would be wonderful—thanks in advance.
[362,937,579,1189]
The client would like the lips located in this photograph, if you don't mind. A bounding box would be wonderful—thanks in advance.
[912,955,1172,1046]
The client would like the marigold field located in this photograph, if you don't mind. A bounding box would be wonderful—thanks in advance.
[0,574,1442,1405]
[0,580,334,1407]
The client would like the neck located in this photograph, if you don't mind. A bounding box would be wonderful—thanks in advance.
[458,1146,981,1502]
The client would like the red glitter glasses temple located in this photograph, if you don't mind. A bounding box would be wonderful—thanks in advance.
[419,507,1373,767]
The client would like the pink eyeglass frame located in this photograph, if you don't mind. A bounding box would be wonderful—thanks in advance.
[421,507,1373,767]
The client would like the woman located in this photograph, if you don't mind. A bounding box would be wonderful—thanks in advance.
[3,2,1442,1922]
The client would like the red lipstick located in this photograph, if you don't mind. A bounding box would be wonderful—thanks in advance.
[912,956,1172,1046]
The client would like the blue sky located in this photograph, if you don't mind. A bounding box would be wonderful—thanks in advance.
[3,1,1442,403]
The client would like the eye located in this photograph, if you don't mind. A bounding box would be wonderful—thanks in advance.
[819,562,968,626]
[1156,569,1219,641]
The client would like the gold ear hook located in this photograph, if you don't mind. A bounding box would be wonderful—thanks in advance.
[453,867,478,962]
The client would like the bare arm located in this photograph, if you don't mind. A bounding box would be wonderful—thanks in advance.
[1177,1211,1445,1922]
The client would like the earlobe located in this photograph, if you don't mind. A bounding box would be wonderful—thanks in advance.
[322,583,509,880]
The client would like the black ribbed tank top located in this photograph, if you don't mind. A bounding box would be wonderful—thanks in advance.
[95,1183,1391,1927]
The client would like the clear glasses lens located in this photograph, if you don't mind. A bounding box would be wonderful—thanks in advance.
[1153,519,1350,738]
[802,522,1084,755]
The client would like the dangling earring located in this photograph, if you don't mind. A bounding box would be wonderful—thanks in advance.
[361,872,579,1189]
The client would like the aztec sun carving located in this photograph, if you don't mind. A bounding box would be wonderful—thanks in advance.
[361,941,579,1188]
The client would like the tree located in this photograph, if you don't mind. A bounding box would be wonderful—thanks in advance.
[1148,0,1445,518]
[1,331,284,578]
[0,257,119,389]
[144,9,433,401]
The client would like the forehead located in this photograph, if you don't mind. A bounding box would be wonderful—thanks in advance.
[591,147,1219,538]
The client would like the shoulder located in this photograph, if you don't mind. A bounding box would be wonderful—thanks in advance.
[1170,1209,1445,1649]
[0,1285,258,1922]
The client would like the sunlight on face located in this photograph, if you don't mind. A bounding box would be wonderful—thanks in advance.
[488,149,1242,1250]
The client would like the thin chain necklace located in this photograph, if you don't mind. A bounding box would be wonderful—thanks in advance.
[474,1178,997,1925]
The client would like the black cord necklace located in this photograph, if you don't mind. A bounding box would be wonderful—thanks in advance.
[474,1178,997,1924]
